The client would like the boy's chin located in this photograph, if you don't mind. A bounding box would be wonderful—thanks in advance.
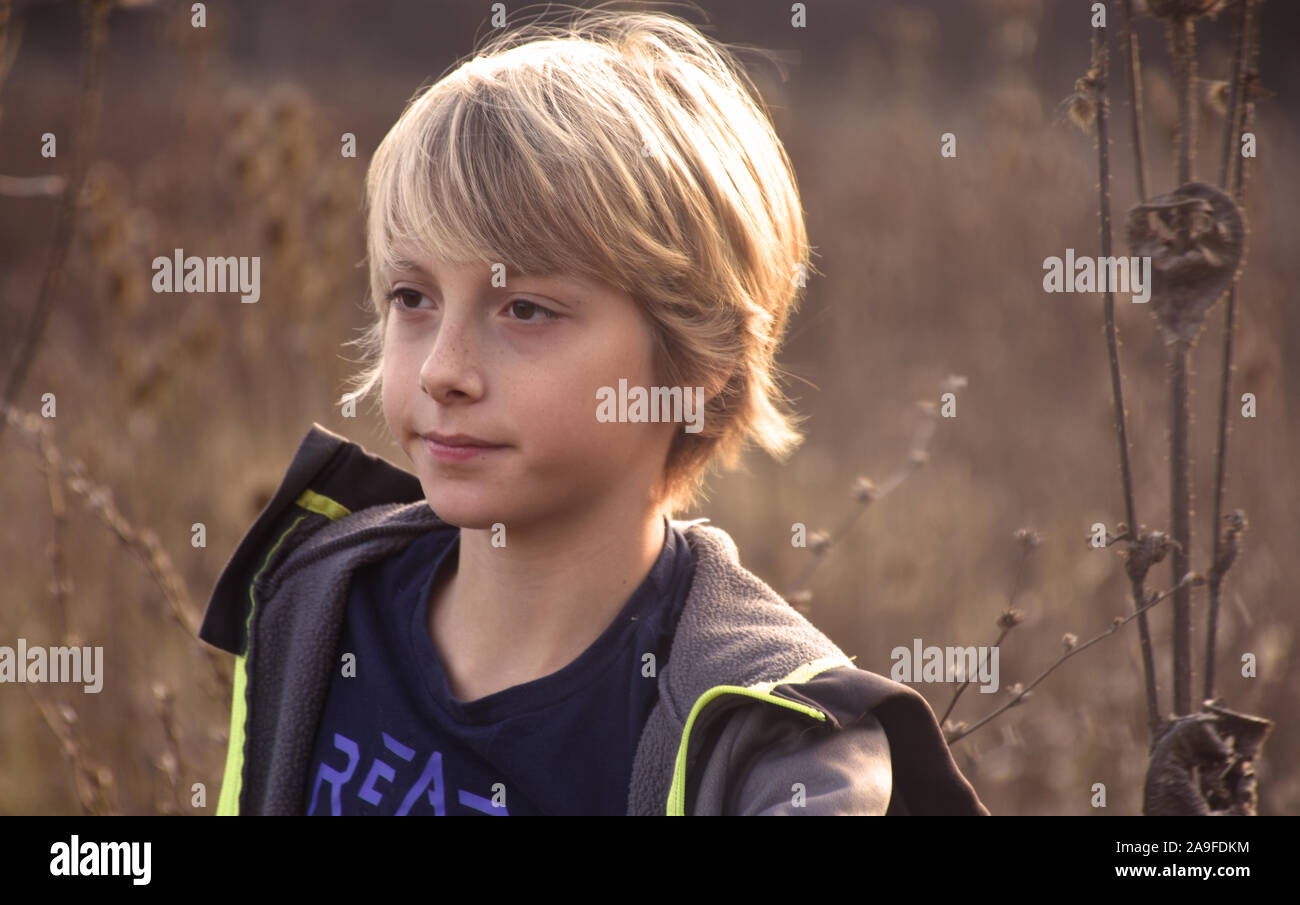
[419,486,510,530]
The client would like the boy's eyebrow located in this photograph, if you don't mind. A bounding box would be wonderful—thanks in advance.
[386,256,536,281]
[385,256,590,303]
[388,256,431,275]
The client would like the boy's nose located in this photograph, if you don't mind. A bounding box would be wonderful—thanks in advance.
[419,317,485,401]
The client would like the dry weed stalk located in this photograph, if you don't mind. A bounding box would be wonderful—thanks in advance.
[0,3,70,200]
[37,418,74,639]
[151,681,188,814]
[939,528,1039,729]
[1204,0,1257,705]
[1084,6,1164,741]
[3,402,230,695]
[946,570,1203,745]
[0,0,111,445]
[23,684,119,815]
[782,374,964,611]
[940,6,1272,811]
[1116,0,1150,200]
[1067,0,1271,813]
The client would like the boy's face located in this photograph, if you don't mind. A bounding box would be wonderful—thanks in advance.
[381,243,676,530]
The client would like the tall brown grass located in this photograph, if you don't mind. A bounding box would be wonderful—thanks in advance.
[1,0,1294,816]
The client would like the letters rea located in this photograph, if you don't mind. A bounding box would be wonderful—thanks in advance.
[307,730,508,815]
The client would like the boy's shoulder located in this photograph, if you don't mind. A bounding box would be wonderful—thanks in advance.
[637,527,982,811]
[657,516,862,716]
[642,517,988,815]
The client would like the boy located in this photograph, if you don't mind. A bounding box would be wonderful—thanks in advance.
[199,9,987,816]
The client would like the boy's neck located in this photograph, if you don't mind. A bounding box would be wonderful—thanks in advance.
[425,501,669,703]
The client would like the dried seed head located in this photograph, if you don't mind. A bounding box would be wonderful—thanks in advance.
[852,476,877,503]
[1213,511,1247,579]
[1014,527,1042,550]
[1206,79,1231,115]
[1125,183,1245,345]
[1146,530,1172,563]
[1068,92,1097,132]
[1066,69,1099,133]
[152,681,173,705]
[998,608,1025,630]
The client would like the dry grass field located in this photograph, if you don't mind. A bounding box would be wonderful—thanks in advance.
[1,0,1296,815]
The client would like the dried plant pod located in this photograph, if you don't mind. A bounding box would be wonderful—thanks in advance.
[1143,703,1273,815]
[1143,713,1231,815]
[1124,181,1244,345]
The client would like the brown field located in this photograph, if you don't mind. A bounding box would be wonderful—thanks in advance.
[1,0,1296,816]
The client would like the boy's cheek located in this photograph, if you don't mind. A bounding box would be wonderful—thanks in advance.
[380,376,410,447]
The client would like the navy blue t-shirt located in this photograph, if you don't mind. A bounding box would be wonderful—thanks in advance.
[303,516,696,815]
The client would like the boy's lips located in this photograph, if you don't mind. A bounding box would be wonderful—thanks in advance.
[420,431,504,448]
[420,431,508,463]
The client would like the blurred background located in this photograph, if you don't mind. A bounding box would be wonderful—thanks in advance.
[1,0,1296,815]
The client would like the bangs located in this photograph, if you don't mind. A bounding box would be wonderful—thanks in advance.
[366,51,672,304]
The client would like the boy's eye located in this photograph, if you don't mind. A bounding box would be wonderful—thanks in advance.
[388,288,427,310]
[507,299,559,321]
[386,288,559,322]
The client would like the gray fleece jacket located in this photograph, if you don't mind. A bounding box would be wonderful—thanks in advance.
[199,423,989,816]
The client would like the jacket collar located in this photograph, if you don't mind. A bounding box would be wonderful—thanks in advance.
[200,423,428,654]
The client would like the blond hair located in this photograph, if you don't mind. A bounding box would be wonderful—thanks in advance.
[344,3,814,514]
